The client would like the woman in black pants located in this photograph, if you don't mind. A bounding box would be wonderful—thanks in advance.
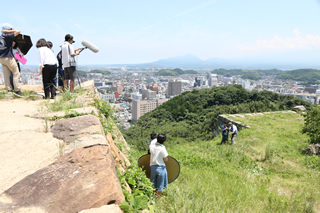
[36,38,57,99]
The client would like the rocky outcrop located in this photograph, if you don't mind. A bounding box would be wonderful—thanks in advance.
[106,131,131,173]
[79,204,123,213]
[0,80,131,213]
[52,114,105,144]
[1,145,124,213]
[293,105,306,112]
[30,107,99,120]
[302,144,320,156]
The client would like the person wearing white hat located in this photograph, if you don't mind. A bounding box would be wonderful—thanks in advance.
[0,23,23,97]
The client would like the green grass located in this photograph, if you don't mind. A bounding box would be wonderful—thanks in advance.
[128,112,320,212]
[22,90,39,100]
[0,89,6,99]
[43,90,83,112]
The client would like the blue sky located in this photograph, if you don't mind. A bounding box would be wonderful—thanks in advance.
[1,0,320,66]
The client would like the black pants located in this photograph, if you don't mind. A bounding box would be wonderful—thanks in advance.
[57,67,64,87]
[220,135,228,145]
[42,64,57,99]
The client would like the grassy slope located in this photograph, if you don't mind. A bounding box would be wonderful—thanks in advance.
[130,112,320,213]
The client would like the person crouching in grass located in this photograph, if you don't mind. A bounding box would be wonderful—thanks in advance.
[150,133,168,196]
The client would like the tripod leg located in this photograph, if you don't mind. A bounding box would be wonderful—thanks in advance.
[77,75,81,88]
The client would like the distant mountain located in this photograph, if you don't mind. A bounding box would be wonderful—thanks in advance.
[152,54,203,68]
[100,54,320,70]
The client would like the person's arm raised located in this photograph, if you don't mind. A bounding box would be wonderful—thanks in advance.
[1,29,20,37]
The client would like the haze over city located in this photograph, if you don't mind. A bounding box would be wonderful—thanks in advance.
[1,0,320,67]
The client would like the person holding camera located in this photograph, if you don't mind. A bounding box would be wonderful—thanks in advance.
[229,122,238,145]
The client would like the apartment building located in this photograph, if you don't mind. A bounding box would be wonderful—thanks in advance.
[132,99,167,121]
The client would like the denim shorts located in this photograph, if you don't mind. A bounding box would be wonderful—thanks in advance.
[150,165,168,191]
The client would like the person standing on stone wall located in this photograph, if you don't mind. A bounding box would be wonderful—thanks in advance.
[220,121,229,145]
[0,23,24,97]
[229,122,238,145]
[61,34,81,93]
[36,38,57,99]
[9,41,22,90]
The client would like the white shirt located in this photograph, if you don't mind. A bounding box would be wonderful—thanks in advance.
[150,142,168,166]
[61,41,74,69]
[38,47,56,66]
[150,138,157,146]
[230,124,238,134]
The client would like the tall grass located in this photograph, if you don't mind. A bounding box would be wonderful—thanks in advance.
[44,90,83,112]
[128,112,320,212]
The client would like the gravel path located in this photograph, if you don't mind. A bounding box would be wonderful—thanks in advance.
[0,99,60,194]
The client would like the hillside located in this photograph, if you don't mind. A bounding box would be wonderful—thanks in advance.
[211,68,283,77]
[276,69,320,82]
[155,68,198,76]
[129,112,320,212]
[124,85,311,149]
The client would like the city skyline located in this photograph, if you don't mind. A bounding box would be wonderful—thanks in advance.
[1,0,320,66]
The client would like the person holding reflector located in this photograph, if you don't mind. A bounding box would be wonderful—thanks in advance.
[150,133,169,195]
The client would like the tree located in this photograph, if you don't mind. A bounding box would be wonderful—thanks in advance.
[302,106,320,144]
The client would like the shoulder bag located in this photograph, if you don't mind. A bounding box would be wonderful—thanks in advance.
[68,44,77,67]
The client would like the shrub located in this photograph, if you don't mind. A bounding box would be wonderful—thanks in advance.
[117,165,155,212]
[302,106,320,144]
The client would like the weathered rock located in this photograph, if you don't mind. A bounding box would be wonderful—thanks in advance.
[293,105,306,111]
[31,107,99,120]
[106,132,131,173]
[63,134,109,154]
[1,145,124,213]
[76,80,96,94]
[79,204,122,213]
[51,114,105,144]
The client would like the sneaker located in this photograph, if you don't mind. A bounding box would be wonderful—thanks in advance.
[7,90,13,95]
[13,90,24,98]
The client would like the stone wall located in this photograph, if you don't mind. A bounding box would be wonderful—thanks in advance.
[0,80,128,213]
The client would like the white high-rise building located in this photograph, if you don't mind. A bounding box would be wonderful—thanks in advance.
[167,80,182,97]
[207,73,218,87]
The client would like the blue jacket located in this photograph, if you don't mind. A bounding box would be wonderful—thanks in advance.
[221,125,228,136]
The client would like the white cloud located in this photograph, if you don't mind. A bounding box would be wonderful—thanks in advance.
[239,29,320,51]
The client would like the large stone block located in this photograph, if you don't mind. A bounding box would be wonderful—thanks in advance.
[1,145,124,213]
[51,114,105,144]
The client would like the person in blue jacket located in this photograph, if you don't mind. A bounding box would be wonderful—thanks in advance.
[220,121,229,145]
